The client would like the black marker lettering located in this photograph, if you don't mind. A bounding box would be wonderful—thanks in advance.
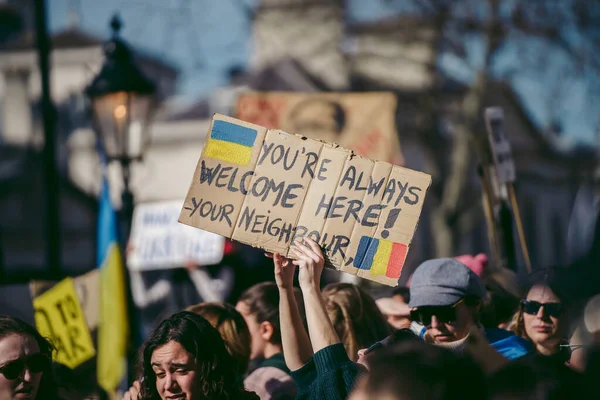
[279,222,293,243]
[199,201,213,218]
[362,204,387,227]
[383,179,396,204]
[227,168,239,192]
[307,230,321,242]
[283,147,299,170]
[188,197,201,217]
[240,171,254,195]
[220,204,234,227]
[251,176,270,198]
[264,179,285,206]
[215,166,233,188]
[327,196,347,219]
[368,177,386,196]
[271,144,285,165]
[281,184,303,208]
[188,197,202,217]
[257,142,274,165]
[315,195,333,218]
[238,207,255,231]
[291,225,307,243]
[55,300,69,325]
[405,186,422,205]
[251,215,265,233]
[317,159,331,181]
[330,235,350,259]
[302,152,318,178]
[340,166,356,189]
[68,325,86,357]
[267,218,282,236]
[344,199,364,223]
[355,171,368,191]
[394,181,409,207]
[200,161,221,185]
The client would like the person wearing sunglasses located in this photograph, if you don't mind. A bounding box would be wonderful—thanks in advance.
[408,259,532,360]
[0,315,58,400]
[512,276,570,364]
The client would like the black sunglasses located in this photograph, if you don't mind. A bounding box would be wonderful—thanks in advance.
[0,354,50,380]
[410,299,464,327]
[520,300,563,318]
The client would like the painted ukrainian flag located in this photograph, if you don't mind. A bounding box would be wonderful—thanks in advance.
[97,177,129,395]
[353,236,408,279]
[204,120,258,166]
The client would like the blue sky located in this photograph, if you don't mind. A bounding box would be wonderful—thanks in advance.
[49,0,597,148]
[49,0,252,97]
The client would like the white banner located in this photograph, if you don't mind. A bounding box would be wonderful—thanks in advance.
[128,200,225,271]
[485,107,515,184]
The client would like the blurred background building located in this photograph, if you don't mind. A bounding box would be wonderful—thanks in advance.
[1,0,598,319]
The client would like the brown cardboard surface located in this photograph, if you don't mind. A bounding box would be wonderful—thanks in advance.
[29,269,99,330]
[179,114,431,286]
[236,92,403,165]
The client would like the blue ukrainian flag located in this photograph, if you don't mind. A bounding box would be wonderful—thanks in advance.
[203,120,257,166]
[96,177,129,395]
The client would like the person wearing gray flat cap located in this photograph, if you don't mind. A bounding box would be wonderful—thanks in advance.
[409,258,533,360]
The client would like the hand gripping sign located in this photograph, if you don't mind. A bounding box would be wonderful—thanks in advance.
[179,114,432,286]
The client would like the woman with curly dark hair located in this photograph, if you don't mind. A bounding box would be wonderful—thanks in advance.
[0,315,58,400]
[186,302,251,378]
[132,311,257,400]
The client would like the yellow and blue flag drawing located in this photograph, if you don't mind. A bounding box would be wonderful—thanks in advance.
[203,120,257,166]
[96,177,129,395]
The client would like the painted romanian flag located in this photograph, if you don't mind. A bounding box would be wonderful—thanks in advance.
[204,120,257,166]
[354,236,408,279]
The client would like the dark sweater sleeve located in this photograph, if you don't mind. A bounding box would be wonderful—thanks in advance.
[291,343,366,400]
[290,358,317,398]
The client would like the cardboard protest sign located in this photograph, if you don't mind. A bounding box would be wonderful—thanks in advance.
[30,269,100,331]
[128,200,225,271]
[33,278,96,369]
[236,92,403,165]
[484,107,515,183]
[179,114,431,286]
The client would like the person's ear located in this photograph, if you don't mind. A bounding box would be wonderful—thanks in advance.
[259,321,274,342]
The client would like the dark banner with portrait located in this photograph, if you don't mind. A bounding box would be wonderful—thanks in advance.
[235,92,404,165]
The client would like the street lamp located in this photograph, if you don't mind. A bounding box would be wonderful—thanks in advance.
[85,14,156,376]
[86,14,156,222]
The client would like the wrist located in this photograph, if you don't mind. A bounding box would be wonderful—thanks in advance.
[277,284,295,293]
[299,282,320,294]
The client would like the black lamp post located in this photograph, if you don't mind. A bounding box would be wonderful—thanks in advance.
[85,14,156,369]
[86,14,156,228]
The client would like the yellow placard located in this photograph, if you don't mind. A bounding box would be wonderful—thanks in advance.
[33,277,96,369]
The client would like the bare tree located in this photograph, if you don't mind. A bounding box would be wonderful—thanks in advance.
[398,0,600,259]
[231,0,600,262]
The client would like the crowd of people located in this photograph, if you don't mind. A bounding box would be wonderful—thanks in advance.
[1,237,599,399]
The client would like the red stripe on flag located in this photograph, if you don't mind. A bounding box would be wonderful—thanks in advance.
[386,242,408,279]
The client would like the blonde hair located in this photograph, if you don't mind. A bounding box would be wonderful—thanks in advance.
[322,283,391,361]
[186,302,251,375]
[510,281,568,344]
[510,307,527,339]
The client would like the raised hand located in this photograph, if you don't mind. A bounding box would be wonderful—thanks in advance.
[270,252,296,290]
[289,237,325,290]
[122,380,141,400]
